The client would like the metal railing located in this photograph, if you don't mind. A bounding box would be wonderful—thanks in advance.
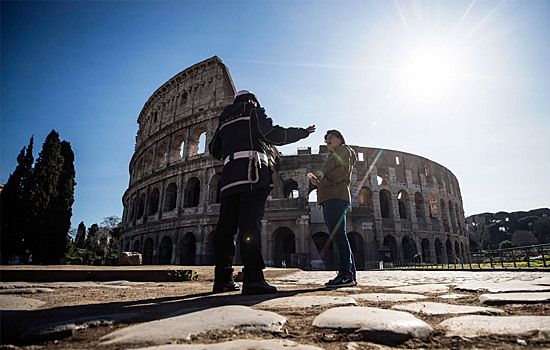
[384,243,549,270]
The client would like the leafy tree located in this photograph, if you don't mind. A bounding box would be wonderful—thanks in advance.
[28,130,77,264]
[499,240,513,250]
[533,217,550,244]
[511,230,537,247]
[75,221,87,249]
[0,136,34,263]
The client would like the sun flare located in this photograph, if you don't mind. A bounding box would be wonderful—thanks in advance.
[402,45,458,98]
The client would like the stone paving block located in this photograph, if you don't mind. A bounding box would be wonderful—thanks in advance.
[256,296,357,309]
[479,292,550,305]
[18,313,135,343]
[392,301,503,315]
[0,295,45,310]
[438,293,469,299]
[100,305,287,346]
[352,293,427,302]
[133,339,324,349]
[389,283,450,294]
[312,306,432,345]
[454,281,550,293]
[440,315,550,338]
[0,287,55,294]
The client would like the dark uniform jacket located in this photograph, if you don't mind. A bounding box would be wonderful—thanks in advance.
[209,101,309,197]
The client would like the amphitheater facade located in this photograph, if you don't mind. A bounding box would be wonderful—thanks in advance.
[120,56,470,269]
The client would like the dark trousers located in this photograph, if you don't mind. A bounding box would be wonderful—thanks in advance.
[214,189,269,282]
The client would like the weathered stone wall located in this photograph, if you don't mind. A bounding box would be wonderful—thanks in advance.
[120,57,469,269]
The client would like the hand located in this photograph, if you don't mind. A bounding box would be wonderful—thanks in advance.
[307,173,319,186]
[306,125,316,134]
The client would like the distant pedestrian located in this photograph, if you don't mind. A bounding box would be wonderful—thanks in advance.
[308,130,357,288]
[209,90,315,295]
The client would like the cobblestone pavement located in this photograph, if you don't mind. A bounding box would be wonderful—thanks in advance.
[1,268,549,349]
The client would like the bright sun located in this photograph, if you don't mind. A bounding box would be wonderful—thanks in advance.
[401,45,458,98]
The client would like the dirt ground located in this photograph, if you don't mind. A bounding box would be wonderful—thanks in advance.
[1,267,549,349]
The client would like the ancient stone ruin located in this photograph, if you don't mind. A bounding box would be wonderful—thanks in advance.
[120,56,469,269]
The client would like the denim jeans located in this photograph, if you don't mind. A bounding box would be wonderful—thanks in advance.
[322,198,356,278]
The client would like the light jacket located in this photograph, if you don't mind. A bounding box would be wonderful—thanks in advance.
[315,144,357,204]
[209,101,309,197]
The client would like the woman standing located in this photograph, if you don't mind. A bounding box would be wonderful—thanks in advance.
[309,130,357,287]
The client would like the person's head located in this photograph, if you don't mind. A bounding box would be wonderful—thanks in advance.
[324,129,345,151]
[234,90,260,106]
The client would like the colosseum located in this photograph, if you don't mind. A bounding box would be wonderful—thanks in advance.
[120,56,470,269]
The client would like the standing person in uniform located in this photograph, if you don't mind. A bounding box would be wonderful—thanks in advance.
[308,130,357,287]
[209,90,315,295]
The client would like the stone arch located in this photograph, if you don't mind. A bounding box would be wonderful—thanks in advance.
[414,192,424,218]
[156,142,168,168]
[382,235,397,262]
[208,173,221,204]
[273,227,295,268]
[397,190,408,219]
[379,189,392,218]
[377,169,389,186]
[136,156,144,178]
[184,177,201,207]
[446,238,452,263]
[148,188,160,216]
[358,187,373,207]
[189,127,207,157]
[312,232,336,270]
[132,240,140,252]
[144,149,154,174]
[283,179,299,198]
[348,231,364,270]
[159,235,173,265]
[180,232,197,265]
[143,238,154,265]
[171,134,185,162]
[402,235,416,260]
[421,238,431,263]
[454,241,460,258]
[164,182,178,211]
[434,239,444,264]
[137,193,146,219]
[428,194,438,218]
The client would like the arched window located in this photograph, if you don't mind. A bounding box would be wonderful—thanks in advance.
[209,174,222,204]
[157,142,168,168]
[397,190,408,219]
[144,149,154,174]
[184,177,201,207]
[164,182,177,211]
[148,188,160,216]
[137,193,146,219]
[283,179,299,198]
[414,192,424,218]
[189,128,206,157]
[379,189,392,218]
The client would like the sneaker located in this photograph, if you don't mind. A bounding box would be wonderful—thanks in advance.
[325,274,356,288]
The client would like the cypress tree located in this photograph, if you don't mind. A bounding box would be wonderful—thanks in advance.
[1,137,34,263]
[30,130,63,264]
[48,140,76,262]
[75,221,87,249]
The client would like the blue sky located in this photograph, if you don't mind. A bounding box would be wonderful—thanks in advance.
[2,0,549,229]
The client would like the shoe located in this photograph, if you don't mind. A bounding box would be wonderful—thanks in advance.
[325,274,356,288]
[212,281,240,293]
[242,280,277,295]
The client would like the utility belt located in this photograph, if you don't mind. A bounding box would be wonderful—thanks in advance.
[221,150,269,192]
[224,150,268,166]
